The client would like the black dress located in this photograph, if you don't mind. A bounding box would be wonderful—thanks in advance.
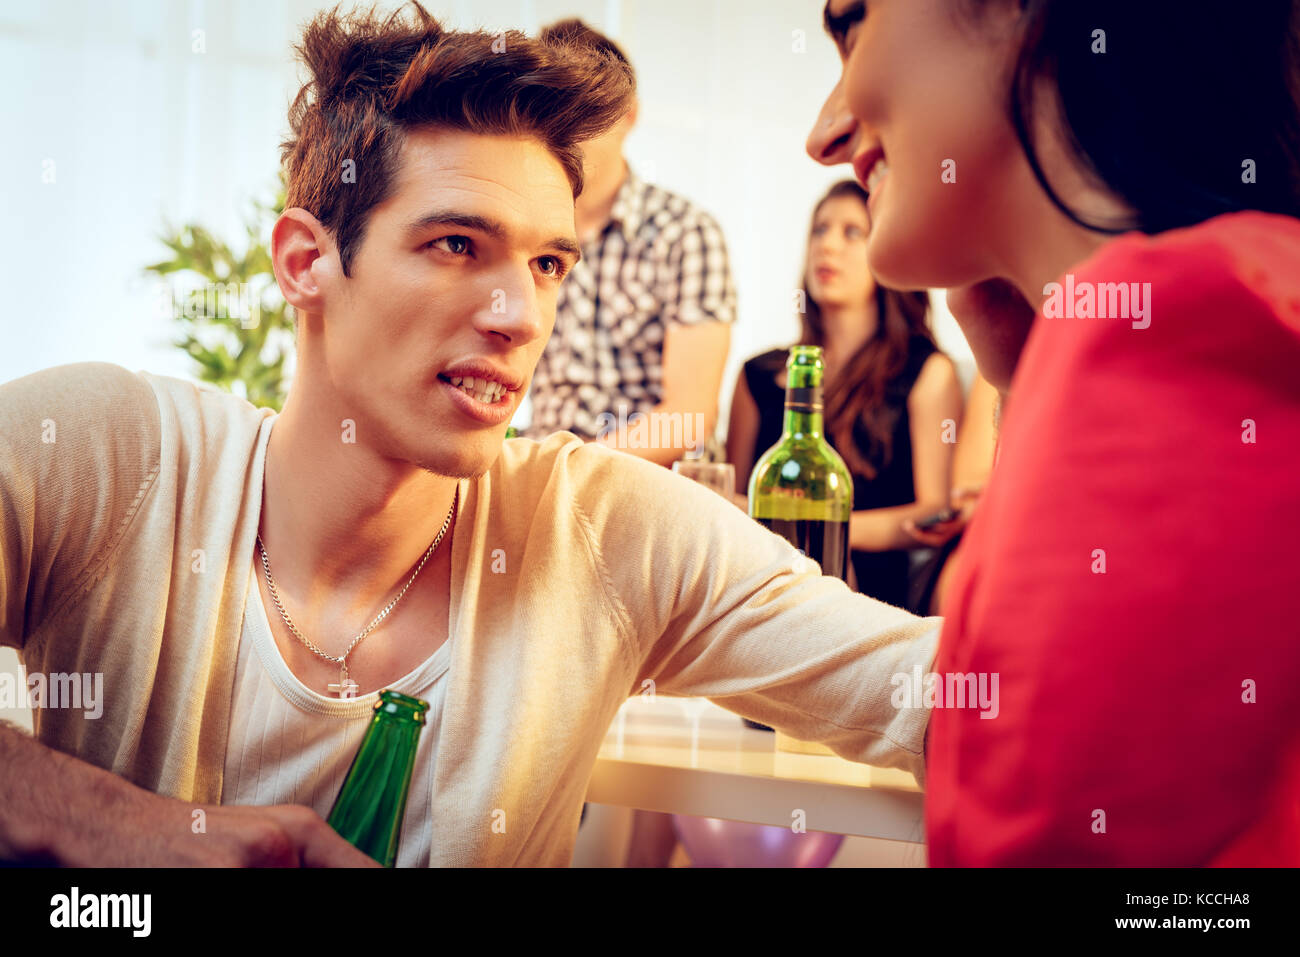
[742,335,937,609]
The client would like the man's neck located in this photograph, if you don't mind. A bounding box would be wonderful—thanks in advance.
[258,383,459,612]
[574,158,628,243]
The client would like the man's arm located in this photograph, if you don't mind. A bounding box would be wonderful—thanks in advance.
[574,446,939,781]
[596,320,731,466]
[0,720,376,866]
[597,208,737,466]
[0,365,375,866]
[0,363,160,652]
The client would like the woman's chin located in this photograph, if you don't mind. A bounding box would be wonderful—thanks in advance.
[946,279,1038,393]
[866,233,950,293]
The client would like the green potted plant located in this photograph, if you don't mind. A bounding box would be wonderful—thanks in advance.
[146,177,295,411]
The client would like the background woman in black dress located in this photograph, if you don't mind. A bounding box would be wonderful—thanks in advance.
[727,180,963,610]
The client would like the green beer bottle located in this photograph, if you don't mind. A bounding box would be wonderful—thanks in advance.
[749,345,854,580]
[327,690,429,867]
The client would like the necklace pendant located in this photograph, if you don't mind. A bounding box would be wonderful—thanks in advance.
[328,663,359,699]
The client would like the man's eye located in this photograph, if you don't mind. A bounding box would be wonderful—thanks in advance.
[538,256,567,279]
[429,236,471,255]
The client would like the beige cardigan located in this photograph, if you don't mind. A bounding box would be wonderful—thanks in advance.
[0,362,939,866]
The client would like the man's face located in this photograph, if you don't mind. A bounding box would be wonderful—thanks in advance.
[313,129,579,478]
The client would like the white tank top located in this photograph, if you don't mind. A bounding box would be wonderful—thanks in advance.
[221,560,450,867]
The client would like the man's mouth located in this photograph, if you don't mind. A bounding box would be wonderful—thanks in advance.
[437,374,509,404]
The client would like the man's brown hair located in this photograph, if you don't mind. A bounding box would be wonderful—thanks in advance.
[279,2,634,276]
[539,18,636,94]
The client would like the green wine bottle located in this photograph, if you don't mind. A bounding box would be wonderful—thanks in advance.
[743,347,853,732]
[327,690,429,867]
[748,345,854,580]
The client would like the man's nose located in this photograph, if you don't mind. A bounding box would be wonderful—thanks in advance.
[477,268,546,345]
[806,76,857,167]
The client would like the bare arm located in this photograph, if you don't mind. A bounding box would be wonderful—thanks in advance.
[596,320,731,467]
[724,365,762,496]
[952,372,998,496]
[848,353,964,552]
[0,720,377,866]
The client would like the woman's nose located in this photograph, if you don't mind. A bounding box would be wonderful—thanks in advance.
[807,77,857,166]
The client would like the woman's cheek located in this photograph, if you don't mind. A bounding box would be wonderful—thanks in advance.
[867,167,946,289]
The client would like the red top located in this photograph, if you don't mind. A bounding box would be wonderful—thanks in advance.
[926,211,1300,865]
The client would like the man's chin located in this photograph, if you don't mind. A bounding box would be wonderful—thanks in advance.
[413,440,501,481]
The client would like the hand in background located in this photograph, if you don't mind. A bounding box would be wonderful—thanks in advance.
[901,487,981,548]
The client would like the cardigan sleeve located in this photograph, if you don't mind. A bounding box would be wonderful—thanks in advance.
[0,363,161,654]
[569,443,939,782]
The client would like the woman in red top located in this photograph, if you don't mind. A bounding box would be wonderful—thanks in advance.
[808,0,1300,864]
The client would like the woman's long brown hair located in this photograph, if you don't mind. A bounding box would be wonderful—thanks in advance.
[798,180,935,481]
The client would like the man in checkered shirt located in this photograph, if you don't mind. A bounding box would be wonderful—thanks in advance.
[526,20,737,467]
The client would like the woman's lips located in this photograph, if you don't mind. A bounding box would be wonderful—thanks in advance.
[868,172,886,211]
[814,267,839,282]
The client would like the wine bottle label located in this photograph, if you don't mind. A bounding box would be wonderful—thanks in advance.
[784,386,823,412]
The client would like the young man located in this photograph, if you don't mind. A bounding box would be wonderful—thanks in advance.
[0,4,938,867]
[523,19,735,466]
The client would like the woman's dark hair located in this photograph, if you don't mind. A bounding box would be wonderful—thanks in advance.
[964,0,1300,234]
[799,180,935,481]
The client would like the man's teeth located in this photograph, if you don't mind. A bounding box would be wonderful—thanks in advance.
[867,158,889,194]
[449,375,506,403]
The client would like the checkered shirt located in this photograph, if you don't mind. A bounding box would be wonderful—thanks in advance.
[524,167,737,439]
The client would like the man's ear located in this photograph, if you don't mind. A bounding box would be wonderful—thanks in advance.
[271,207,340,314]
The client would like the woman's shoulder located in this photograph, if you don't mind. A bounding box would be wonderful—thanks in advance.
[1069,210,1300,334]
[906,333,939,366]
[1015,210,1300,438]
[889,334,943,398]
[743,347,791,383]
[744,347,790,370]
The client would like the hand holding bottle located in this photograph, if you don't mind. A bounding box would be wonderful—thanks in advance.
[0,721,379,866]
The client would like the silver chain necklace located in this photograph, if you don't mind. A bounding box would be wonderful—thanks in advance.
[256,488,457,698]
